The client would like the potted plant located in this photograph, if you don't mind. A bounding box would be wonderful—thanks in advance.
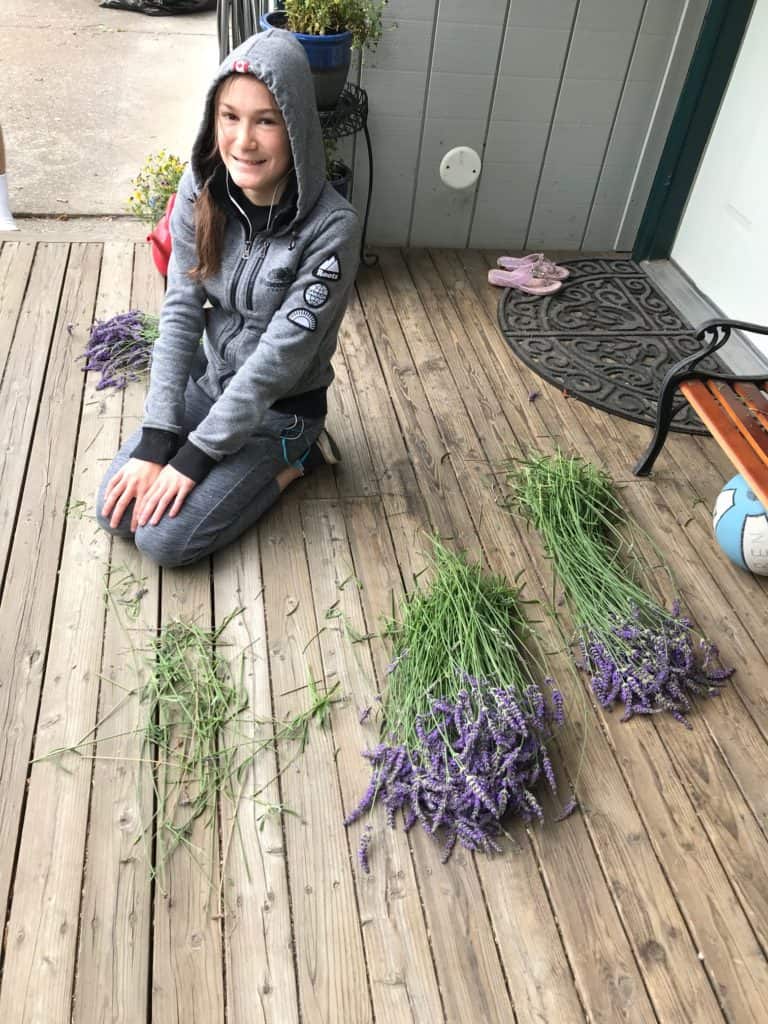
[127,150,187,276]
[324,138,352,198]
[127,150,187,228]
[260,0,388,110]
[328,159,352,198]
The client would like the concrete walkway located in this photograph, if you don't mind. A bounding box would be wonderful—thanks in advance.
[1,0,219,237]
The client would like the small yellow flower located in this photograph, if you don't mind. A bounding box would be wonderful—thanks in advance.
[126,150,188,226]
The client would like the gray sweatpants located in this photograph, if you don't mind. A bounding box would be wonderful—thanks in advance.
[96,376,324,567]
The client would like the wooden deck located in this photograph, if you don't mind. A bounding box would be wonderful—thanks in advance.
[1,238,768,1024]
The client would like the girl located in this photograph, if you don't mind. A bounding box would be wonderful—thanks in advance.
[97,29,361,567]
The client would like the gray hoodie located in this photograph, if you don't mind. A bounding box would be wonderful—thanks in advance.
[135,29,361,481]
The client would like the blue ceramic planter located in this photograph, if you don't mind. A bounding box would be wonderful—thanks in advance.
[259,11,352,109]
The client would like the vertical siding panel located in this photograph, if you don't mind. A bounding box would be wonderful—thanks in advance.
[526,0,646,249]
[409,1,507,247]
[354,0,437,245]
[469,0,578,248]
[582,0,687,250]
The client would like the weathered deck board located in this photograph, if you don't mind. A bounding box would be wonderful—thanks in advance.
[302,498,444,1021]
[131,247,227,1023]
[0,244,69,579]
[260,499,372,1023]
[0,241,34,384]
[214,533,299,1024]
[72,242,156,1024]
[152,562,225,1024]
[1,241,768,1023]
[0,244,103,1023]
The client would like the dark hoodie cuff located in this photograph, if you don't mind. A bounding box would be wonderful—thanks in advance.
[131,427,180,465]
[169,440,218,484]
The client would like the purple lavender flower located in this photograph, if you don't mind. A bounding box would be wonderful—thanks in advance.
[80,310,158,391]
[344,673,569,870]
[581,603,733,726]
[440,829,457,863]
[358,825,373,873]
[555,796,578,821]
[385,648,409,675]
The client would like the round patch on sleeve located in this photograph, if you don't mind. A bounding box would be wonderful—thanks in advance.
[304,282,330,308]
[287,308,318,332]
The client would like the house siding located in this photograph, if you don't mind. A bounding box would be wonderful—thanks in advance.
[353,0,707,250]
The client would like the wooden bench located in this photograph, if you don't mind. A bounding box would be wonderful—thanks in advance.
[634,318,768,508]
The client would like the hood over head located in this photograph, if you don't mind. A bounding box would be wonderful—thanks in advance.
[191,30,326,230]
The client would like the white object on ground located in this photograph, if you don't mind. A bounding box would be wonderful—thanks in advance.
[0,174,19,231]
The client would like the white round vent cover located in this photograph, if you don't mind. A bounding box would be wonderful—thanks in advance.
[439,146,482,189]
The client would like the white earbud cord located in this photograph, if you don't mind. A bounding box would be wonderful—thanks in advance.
[225,165,294,239]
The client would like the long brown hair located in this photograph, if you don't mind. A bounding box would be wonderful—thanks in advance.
[189,79,230,282]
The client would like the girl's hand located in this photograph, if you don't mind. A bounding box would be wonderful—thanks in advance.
[103,458,163,532]
[136,464,196,527]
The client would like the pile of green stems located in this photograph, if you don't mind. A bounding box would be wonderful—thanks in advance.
[382,538,544,750]
[507,452,670,636]
[141,616,337,884]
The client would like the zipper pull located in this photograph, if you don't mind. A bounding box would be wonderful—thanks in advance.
[242,239,253,260]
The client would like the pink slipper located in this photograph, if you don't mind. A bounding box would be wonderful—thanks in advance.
[497,253,570,280]
[488,266,563,295]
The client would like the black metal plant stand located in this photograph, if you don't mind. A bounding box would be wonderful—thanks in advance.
[319,84,377,266]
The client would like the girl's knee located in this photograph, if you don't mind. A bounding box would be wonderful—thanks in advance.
[95,506,134,539]
[134,524,201,569]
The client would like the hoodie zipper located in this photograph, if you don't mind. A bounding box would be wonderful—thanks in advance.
[219,174,273,360]
[220,236,272,362]
[218,180,256,356]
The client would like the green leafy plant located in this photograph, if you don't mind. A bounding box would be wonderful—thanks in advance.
[323,136,339,176]
[284,0,388,51]
[127,150,187,227]
[322,137,351,190]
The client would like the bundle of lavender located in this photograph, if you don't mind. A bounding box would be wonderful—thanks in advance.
[345,538,568,872]
[82,310,159,390]
[506,452,732,728]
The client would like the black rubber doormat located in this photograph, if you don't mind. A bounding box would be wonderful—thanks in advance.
[497,257,725,434]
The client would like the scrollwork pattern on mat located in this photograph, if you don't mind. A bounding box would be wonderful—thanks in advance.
[498,258,725,434]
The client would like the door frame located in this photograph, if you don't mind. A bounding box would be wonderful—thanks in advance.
[633,0,756,261]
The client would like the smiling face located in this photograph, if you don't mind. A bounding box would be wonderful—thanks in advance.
[216,74,292,206]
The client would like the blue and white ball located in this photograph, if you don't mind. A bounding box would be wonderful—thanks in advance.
[713,474,768,574]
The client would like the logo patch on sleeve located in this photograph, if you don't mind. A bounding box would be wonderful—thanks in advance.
[304,282,329,308]
[287,308,318,332]
[313,253,341,281]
